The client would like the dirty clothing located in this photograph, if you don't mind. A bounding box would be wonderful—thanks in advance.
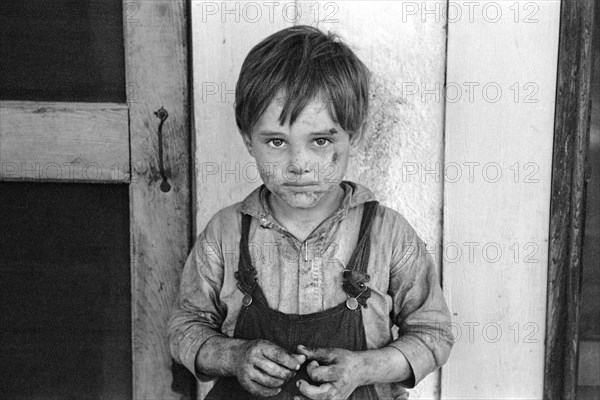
[169,181,453,399]
[205,201,380,399]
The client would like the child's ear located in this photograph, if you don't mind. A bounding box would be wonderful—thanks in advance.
[242,131,255,157]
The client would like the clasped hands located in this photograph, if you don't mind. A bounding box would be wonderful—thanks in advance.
[235,340,365,400]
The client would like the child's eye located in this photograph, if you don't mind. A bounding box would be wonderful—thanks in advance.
[314,138,331,147]
[268,139,285,148]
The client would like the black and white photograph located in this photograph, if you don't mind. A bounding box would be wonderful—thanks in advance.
[0,1,598,399]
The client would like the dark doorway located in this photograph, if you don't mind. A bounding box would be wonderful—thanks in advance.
[0,182,131,399]
[0,0,125,102]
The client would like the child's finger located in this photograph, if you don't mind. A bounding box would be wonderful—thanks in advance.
[296,345,336,363]
[249,367,286,389]
[262,344,306,371]
[245,377,282,397]
[296,379,333,400]
[306,361,337,383]
[255,356,296,380]
[290,352,308,366]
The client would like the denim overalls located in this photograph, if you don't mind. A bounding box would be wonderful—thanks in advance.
[206,201,380,400]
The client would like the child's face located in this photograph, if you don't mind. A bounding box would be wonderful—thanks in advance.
[244,93,357,211]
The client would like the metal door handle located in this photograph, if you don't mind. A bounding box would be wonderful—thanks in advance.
[154,107,171,192]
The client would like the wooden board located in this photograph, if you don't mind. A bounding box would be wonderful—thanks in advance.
[123,1,193,398]
[544,1,596,398]
[295,1,447,398]
[191,1,293,234]
[0,101,129,182]
[442,1,560,398]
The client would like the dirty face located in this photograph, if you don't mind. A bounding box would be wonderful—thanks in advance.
[243,93,357,211]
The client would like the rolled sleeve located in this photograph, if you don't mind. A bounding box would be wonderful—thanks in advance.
[388,228,454,387]
[168,215,228,380]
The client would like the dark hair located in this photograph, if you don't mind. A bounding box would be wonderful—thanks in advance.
[235,25,370,138]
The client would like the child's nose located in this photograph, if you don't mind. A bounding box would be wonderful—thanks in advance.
[287,147,313,174]
[285,161,311,176]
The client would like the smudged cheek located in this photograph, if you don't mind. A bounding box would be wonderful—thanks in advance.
[256,162,283,186]
[259,169,275,186]
[319,150,348,182]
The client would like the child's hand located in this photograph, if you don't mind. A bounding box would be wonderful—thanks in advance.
[234,339,306,397]
[294,345,364,400]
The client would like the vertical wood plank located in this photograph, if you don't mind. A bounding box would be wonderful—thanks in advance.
[442,1,560,398]
[295,2,447,398]
[124,1,193,398]
[545,0,596,398]
[191,0,293,233]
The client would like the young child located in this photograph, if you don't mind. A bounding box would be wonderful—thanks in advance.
[169,25,453,400]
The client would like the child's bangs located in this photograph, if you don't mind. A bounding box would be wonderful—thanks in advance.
[235,25,369,136]
[275,53,361,134]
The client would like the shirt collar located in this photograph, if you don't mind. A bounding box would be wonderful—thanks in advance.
[238,181,377,228]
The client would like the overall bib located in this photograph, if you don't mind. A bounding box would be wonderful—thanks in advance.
[206,201,380,400]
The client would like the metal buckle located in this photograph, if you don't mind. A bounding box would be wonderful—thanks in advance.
[345,286,368,310]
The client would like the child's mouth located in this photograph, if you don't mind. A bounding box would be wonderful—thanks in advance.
[283,182,320,187]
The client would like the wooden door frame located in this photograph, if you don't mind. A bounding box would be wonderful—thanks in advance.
[0,102,129,182]
[544,0,596,399]
[0,1,193,398]
[123,0,193,398]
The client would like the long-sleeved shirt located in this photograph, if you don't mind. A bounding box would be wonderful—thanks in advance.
[168,181,453,399]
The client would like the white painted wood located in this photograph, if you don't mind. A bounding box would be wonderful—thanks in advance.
[442,1,560,398]
[296,1,447,398]
[192,1,294,235]
[191,1,448,397]
[0,101,129,182]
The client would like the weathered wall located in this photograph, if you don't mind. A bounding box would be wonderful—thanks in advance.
[442,1,560,398]
[296,3,447,398]
[304,2,447,250]
[191,2,289,232]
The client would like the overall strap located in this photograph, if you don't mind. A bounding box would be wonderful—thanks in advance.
[342,201,379,307]
[346,201,379,272]
[235,213,258,294]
